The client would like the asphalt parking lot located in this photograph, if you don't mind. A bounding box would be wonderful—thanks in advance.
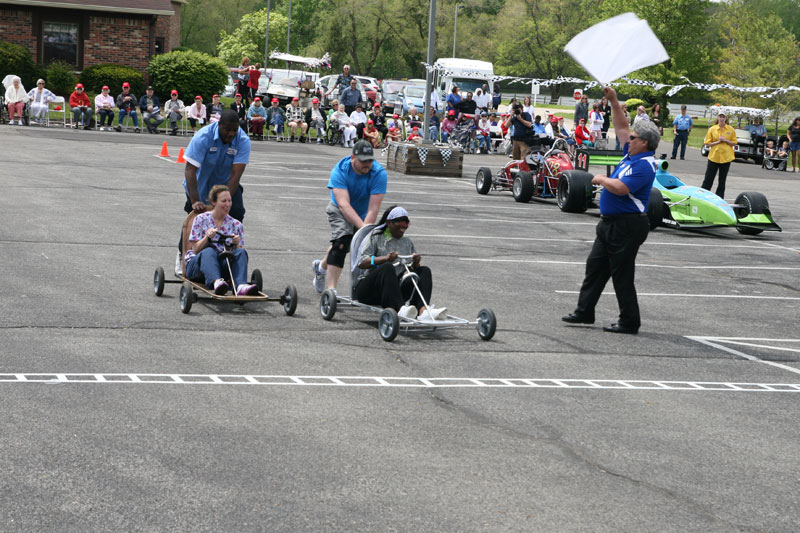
[2,125,799,532]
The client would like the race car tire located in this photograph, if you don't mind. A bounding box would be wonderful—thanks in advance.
[647,188,665,230]
[476,167,493,195]
[557,170,593,213]
[512,172,534,203]
[735,191,768,235]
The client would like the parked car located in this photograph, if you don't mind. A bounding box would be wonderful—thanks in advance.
[317,75,367,109]
[223,74,236,98]
[355,76,381,105]
[380,79,412,114]
[392,84,427,115]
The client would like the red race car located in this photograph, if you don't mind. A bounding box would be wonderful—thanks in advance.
[475,138,596,211]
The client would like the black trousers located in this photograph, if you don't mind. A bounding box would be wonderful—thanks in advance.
[701,160,731,199]
[355,263,432,311]
[574,215,650,328]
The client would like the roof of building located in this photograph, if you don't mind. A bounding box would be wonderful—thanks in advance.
[0,0,177,16]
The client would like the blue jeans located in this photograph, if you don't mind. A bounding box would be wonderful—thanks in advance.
[118,108,139,127]
[71,107,93,125]
[428,126,439,141]
[672,130,689,158]
[97,108,114,126]
[441,131,450,143]
[476,133,490,150]
[185,247,249,289]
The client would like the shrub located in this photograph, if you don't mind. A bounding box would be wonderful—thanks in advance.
[44,61,78,98]
[147,50,228,102]
[0,41,35,87]
[625,98,646,113]
[81,63,144,96]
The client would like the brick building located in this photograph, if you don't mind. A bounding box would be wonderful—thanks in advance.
[0,0,183,72]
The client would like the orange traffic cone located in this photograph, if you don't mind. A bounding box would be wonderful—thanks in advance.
[176,147,186,164]
[158,141,170,157]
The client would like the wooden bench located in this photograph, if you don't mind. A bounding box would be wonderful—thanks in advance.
[384,142,463,177]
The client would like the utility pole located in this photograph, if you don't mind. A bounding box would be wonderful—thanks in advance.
[286,0,292,69]
[453,4,464,58]
[264,0,271,66]
[423,0,437,143]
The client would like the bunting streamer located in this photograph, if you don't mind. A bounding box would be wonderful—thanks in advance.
[420,62,800,100]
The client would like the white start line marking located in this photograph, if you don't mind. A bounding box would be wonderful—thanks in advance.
[687,336,800,376]
[0,374,798,392]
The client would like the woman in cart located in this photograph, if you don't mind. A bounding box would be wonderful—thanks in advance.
[355,206,446,321]
[185,184,258,296]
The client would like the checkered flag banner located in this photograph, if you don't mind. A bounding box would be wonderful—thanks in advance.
[417,147,428,166]
[440,148,452,167]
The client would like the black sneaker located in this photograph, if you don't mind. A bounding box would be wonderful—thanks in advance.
[299,136,306,143]
[134,127,140,133]
[290,135,295,142]
[114,125,121,132]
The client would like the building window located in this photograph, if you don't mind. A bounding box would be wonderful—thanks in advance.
[42,21,79,66]
[155,37,165,55]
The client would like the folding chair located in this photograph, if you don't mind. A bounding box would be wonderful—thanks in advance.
[47,97,67,127]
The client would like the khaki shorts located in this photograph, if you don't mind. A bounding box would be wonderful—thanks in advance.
[326,202,355,241]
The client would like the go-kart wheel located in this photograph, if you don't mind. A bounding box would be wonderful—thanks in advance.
[283,284,298,316]
[512,171,534,203]
[153,267,165,297]
[476,167,493,195]
[320,288,337,320]
[378,308,400,342]
[179,282,193,314]
[735,191,769,235]
[557,170,593,213]
[476,308,497,341]
[647,188,665,230]
[251,269,263,293]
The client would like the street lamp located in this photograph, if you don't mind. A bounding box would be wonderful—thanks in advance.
[453,4,464,58]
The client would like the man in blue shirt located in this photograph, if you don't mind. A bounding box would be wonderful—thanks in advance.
[671,105,693,160]
[183,110,251,221]
[312,140,387,293]
[745,117,767,154]
[563,87,660,335]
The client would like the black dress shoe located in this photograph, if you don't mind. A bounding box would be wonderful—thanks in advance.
[562,313,594,324]
[603,323,639,334]
[670,156,676,159]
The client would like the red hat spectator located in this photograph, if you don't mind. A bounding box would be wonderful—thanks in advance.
[75,83,84,89]
[254,96,262,101]
[212,94,219,98]
[122,82,130,88]
[412,126,419,131]
[373,102,380,107]
[367,119,373,124]
[171,89,178,95]
[101,85,109,90]
[292,97,299,101]
[271,98,279,103]
[235,93,242,97]
[448,109,456,116]
[312,98,319,104]
[195,95,202,100]
[389,126,395,132]
[392,114,399,118]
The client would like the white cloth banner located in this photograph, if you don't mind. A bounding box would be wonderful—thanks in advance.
[564,13,669,85]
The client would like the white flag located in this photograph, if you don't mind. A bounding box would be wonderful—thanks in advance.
[564,13,669,85]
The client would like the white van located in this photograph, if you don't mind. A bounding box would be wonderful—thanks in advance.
[433,58,494,102]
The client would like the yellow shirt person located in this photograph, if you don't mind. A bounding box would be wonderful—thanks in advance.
[704,118,737,164]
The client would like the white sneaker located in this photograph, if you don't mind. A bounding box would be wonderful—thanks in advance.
[174,251,183,277]
[312,259,326,293]
[420,307,447,321]
[398,305,418,319]
[99,126,105,131]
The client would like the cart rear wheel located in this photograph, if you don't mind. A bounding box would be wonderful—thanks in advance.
[647,188,665,230]
[476,308,497,341]
[251,269,263,293]
[179,282,193,314]
[476,167,493,194]
[283,284,298,316]
[320,289,337,320]
[735,191,768,235]
[153,267,165,297]
[378,308,400,342]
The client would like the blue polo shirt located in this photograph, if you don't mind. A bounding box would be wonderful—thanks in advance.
[183,122,251,203]
[672,114,693,131]
[328,156,388,219]
[599,145,657,215]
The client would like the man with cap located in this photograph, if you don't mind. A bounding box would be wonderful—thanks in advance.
[305,97,327,144]
[327,64,354,99]
[286,97,308,142]
[139,86,164,134]
[164,90,185,135]
[265,97,286,141]
[440,109,458,143]
[69,83,92,129]
[114,82,139,132]
[230,92,247,131]
[311,140,388,293]
[671,104,693,160]
[247,96,267,140]
[562,87,660,335]
[340,78,363,115]
[94,85,115,131]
